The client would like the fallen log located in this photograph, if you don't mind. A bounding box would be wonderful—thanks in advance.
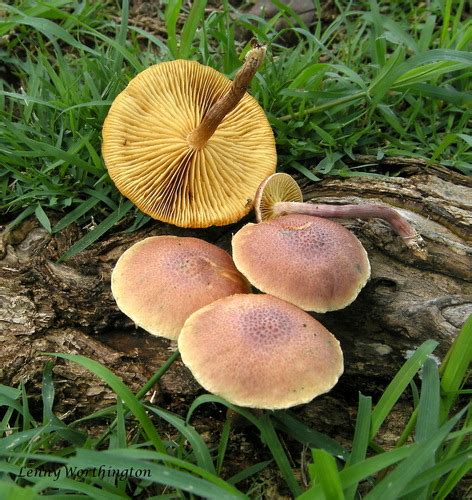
[1,164,470,438]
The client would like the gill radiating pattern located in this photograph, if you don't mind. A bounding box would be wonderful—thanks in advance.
[259,173,303,220]
[103,60,276,228]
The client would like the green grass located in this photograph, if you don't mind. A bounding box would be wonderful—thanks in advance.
[0,0,470,258]
[0,316,470,498]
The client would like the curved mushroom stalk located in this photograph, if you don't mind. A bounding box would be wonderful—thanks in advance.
[255,173,427,259]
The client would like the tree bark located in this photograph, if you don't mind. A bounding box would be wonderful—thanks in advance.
[1,164,470,435]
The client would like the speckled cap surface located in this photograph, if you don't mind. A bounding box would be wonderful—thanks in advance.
[232,214,371,312]
[111,236,250,340]
[102,60,276,228]
[178,294,344,409]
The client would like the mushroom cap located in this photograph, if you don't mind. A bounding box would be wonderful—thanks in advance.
[232,214,371,312]
[254,172,302,222]
[111,236,250,340]
[102,60,276,228]
[178,294,343,409]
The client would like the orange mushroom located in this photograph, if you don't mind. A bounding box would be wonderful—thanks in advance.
[103,43,276,228]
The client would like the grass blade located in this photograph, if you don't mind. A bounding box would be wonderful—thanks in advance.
[164,0,183,58]
[52,197,100,233]
[412,357,441,498]
[273,411,348,460]
[57,201,133,261]
[112,0,129,75]
[416,358,440,444]
[4,206,36,231]
[365,407,469,500]
[259,413,301,497]
[145,406,216,474]
[34,204,52,233]
[345,393,372,499]
[0,481,36,498]
[309,449,344,499]
[3,16,98,56]
[440,314,472,420]
[41,361,86,446]
[186,395,301,496]
[179,0,207,59]
[216,417,231,475]
[370,340,438,438]
[401,448,472,496]
[69,449,245,499]
[300,427,471,498]
[434,458,472,500]
[44,353,167,454]
[227,460,272,486]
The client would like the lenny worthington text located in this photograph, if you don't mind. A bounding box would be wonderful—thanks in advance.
[17,465,151,481]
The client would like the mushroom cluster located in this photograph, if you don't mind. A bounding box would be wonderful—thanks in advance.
[111,233,344,410]
[110,170,427,409]
[106,46,424,411]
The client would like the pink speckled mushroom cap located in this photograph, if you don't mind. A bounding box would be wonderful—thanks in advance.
[232,214,371,312]
[111,236,250,340]
[178,294,344,409]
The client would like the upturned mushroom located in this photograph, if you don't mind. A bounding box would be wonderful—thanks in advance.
[102,42,276,228]
[232,214,371,312]
[178,294,344,409]
[254,173,426,258]
[111,236,250,340]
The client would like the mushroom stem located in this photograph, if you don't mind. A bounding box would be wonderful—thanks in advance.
[187,43,266,149]
[273,201,427,258]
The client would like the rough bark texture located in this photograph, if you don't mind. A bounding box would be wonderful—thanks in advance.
[1,164,471,437]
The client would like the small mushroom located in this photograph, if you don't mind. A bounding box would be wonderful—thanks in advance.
[111,236,250,340]
[232,214,371,312]
[178,294,344,409]
[254,173,426,259]
[102,43,276,228]
[254,172,303,221]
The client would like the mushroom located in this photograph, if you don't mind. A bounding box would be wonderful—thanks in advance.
[254,173,426,258]
[102,42,276,228]
[232,214,371,312]
[111,236,250,340]
[178,294,343,409]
